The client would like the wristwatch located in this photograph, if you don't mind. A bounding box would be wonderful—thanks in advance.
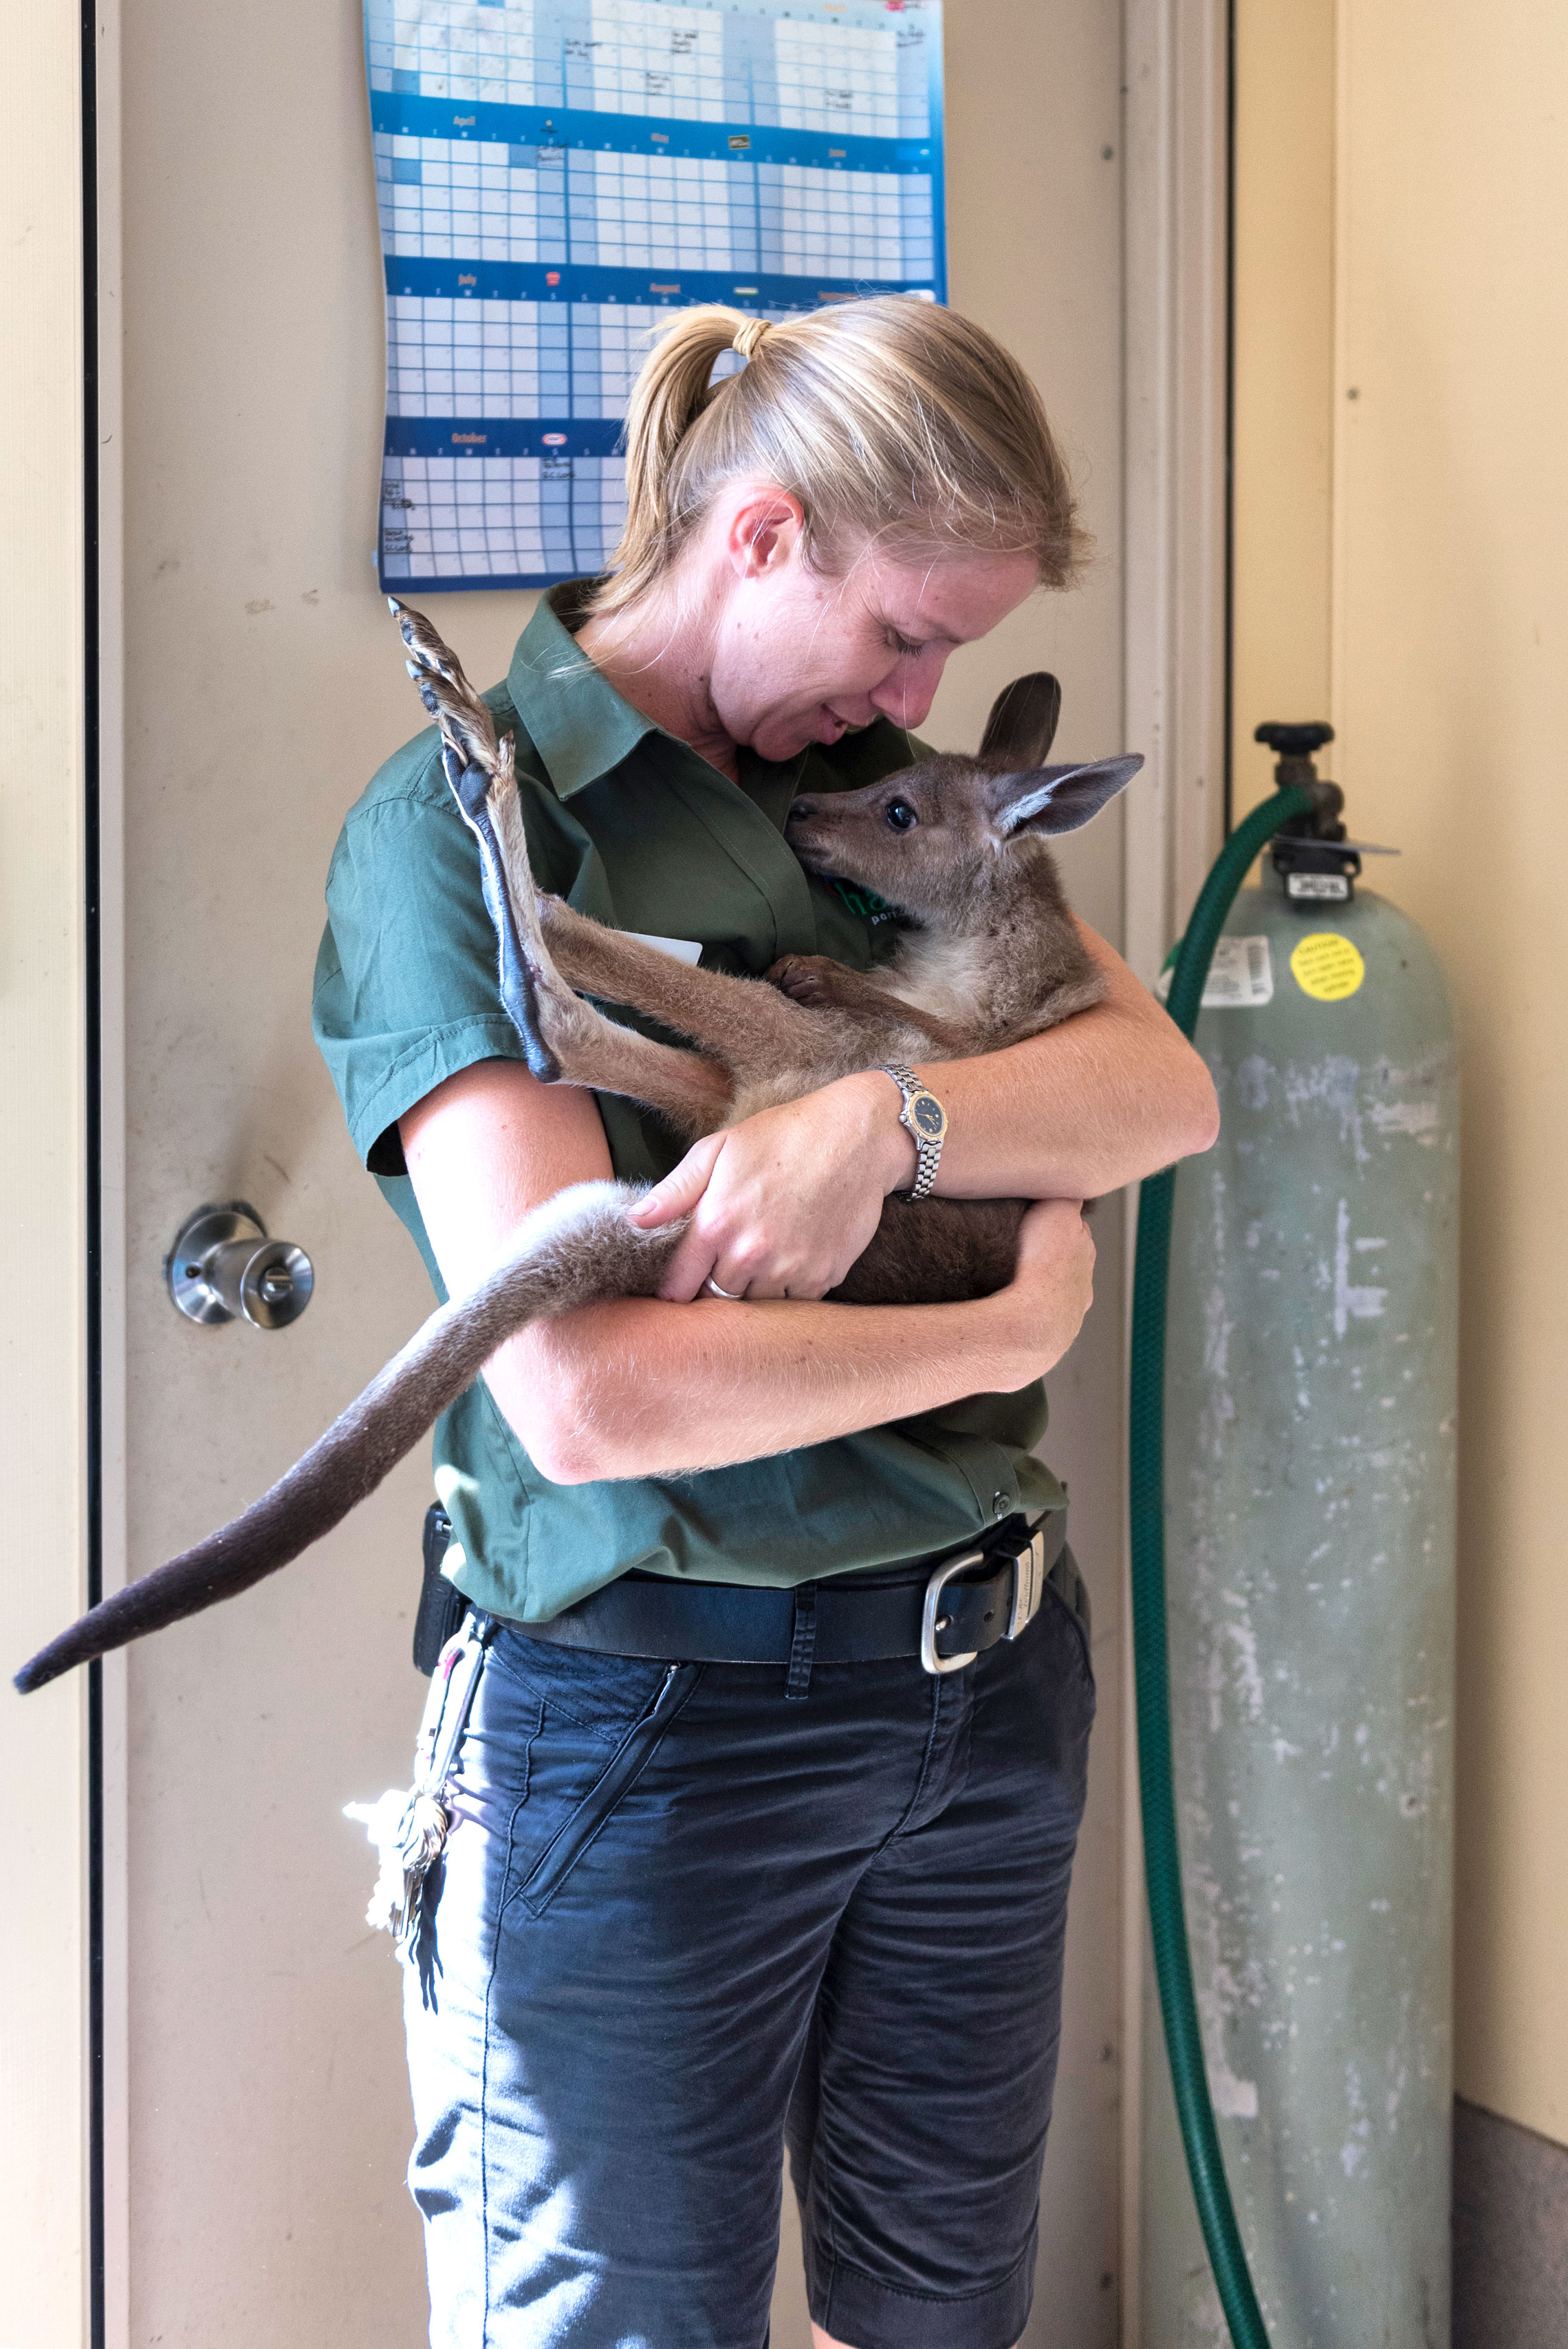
[880,1063,948,1201]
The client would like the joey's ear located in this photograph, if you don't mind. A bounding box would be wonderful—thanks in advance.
[981,676,1065,766]
[978,673,1063,768]
[986,753,1144,837]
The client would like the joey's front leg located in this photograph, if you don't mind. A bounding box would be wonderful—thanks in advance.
[766,954,895,1013]
[766,955,972,1057]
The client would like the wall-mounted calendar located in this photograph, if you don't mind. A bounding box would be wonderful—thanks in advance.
[367,0,946,592]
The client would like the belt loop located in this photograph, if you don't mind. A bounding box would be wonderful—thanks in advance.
[785,1583,818,1700]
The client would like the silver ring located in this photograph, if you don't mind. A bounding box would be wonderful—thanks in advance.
[704,1275,745,1301]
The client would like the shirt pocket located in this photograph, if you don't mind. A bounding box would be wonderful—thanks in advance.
[503,1660,701,1919]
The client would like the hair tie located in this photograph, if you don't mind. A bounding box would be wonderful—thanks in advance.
[731,316,771,363]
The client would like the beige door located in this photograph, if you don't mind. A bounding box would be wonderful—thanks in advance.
[106,4,1131,2343]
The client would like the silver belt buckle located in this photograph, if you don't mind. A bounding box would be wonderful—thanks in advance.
[1005,1526,1047,1641]
[919,1548,986,1675]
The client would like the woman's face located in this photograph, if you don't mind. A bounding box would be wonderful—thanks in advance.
[704,496,1041,764]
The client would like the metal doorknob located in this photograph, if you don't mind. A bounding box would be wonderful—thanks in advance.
[166,1202,314,1330]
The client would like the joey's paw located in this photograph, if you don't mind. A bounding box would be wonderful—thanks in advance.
[765,954,842,1005]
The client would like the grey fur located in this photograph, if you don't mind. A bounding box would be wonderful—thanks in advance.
[14,604,1141,1693]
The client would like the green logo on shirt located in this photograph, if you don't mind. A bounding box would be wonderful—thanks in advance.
[834,879,895,922]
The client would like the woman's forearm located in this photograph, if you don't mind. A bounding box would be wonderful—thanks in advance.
[402,1062,1095,1484]
[487,1203,1092,1484]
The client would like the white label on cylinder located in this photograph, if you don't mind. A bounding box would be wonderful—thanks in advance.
[1157,935,1274,1008]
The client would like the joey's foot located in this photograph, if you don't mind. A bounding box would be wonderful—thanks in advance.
[488,875,564,1087]
[765,953,850,1006]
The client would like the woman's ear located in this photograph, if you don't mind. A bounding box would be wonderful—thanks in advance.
[723,484,807,580]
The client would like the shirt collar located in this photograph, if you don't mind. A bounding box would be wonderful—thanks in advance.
[505,581,657,800]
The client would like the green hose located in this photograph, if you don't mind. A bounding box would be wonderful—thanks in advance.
[1129,783,1313,2348]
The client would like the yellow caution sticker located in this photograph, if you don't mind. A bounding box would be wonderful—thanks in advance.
[1289,931,1365,1002]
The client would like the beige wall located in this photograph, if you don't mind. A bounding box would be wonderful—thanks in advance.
[1234,0,1568,2147]
[1,11,90,2346]
[1230,0,1336,813]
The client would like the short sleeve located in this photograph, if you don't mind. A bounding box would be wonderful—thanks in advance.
[312,748,589,1176]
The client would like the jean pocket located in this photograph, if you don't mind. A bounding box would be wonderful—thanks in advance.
[487,1625,673,1737]
[512,1661,701,1918]
[1039,1557,1095,1693]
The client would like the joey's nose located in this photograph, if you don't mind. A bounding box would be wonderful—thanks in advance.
[786,795,822,827]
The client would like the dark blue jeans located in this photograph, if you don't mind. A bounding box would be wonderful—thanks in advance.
[402,1583,1094,2349]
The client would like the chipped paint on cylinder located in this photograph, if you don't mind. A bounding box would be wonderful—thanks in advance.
[1140,883,1458,2348]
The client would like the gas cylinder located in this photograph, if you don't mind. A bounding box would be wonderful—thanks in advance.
[1139,735,1459,2346]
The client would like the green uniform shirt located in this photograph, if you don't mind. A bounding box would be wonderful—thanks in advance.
[312,584,1064,1622]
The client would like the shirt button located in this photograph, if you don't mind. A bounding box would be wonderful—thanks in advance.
[993,1491,1009,1519]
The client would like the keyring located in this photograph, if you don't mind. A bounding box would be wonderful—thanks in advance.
[704,1275,745,1300]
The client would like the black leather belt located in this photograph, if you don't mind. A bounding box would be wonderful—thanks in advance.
[499,1512,1083,1692]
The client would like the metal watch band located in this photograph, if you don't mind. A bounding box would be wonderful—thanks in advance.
[880,1062,945,1202]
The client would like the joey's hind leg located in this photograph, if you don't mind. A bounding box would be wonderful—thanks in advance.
[389,605,728,1127]
[536,894,829,1085]
[476,762,732,1136]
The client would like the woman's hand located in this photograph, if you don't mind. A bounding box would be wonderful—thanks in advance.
[977,1198,1098,1388]
[627,1071,914,1301]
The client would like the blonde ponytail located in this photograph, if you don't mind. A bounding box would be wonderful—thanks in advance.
[730,315,772,362]
[591,297,1086,620]
[616,307,750,608]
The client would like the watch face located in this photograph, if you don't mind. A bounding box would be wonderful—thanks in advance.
[910,1093,946,1140]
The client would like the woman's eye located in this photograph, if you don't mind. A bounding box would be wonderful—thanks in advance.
[884,799,919,832]
[888,634,924,658]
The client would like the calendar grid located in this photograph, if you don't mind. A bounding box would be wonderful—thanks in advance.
[367,0,946,593]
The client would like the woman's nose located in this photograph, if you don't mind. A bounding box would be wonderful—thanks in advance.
[869,649,948,730]
[870,675,938,728]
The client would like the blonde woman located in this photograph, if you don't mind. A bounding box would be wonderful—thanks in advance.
[315,299,1215,2349]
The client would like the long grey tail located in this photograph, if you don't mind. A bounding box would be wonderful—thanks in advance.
[15,1186,681,1693]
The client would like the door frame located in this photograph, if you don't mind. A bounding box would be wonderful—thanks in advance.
[1,4,106,2344]
[94,0,131,2338]
[1120,0,1234,2332]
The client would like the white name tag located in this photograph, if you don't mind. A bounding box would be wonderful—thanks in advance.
[626,932,704,965]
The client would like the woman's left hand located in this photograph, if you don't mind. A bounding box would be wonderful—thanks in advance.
[626,1072,915,1301]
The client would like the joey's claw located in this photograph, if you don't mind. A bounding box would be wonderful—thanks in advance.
[501,944,563,1086]
[391,598,499,775]
[766,954,838,1005]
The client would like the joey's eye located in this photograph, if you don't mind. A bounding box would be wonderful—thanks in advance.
[884,799,919,832]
